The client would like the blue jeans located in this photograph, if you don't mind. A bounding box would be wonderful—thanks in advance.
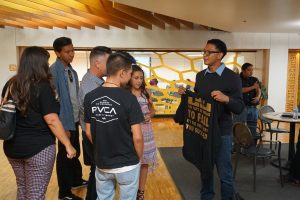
[246,106,258,136]
[232,107,247,124]
[95,164,140,200]
[201,135,235,200]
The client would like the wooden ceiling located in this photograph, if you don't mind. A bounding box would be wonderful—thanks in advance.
[0,0,224,31]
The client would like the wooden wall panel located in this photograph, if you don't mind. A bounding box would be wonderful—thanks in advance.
[286,52,300,111]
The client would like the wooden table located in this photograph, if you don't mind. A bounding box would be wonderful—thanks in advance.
[263,112,300,162]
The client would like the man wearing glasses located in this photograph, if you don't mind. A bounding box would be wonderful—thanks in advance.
[50,37,86,200]
[179,39,244,199]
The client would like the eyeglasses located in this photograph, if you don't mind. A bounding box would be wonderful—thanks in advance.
[67,69,73,82]
[201,50,220,56]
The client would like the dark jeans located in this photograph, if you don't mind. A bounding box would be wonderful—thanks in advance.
[233,106,258,136]
[246,106,258,137]
[57,123,83,197]
[82,131,97,200]
[232,107,247,124]
[201,135,235,200]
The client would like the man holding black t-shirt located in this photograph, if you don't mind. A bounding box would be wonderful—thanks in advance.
[179,39,244,200]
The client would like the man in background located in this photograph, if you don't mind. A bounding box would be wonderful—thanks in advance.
[240,63,261,135]
[78,46,112,200]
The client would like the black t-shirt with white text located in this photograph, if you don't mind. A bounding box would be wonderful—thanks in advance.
[84,87,144,169]
[4,81,59,159]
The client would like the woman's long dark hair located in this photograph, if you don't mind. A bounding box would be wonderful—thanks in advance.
[128,64,150,100]
[11,46,52,116]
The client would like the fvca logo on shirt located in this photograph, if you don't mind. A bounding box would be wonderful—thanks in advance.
[92,106,116,114]
[91,96,120,123]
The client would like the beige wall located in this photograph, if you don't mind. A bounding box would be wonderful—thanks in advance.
[0,27,299,111]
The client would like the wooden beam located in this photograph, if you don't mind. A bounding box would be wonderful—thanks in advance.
[153,13,180,29]
[113,2,165,29]
[72,11,125,29]
[0,3,82,29]
[0,18,37,28]
[30,0,120,29]
[4,0,96,29]
[46,13,88,29]
[75,0,139,29]
[1,1,96,29]
[31,18,67,29]
[0,20,23,28]
[210,27,225,31]
[74,0,102,9]
[36,15,80,29]
[0,1,44,15]
[0,12,52,29]
[0,6,82,29]
[49,0,127,29]
[15,18,53,29]
[93,0,138,29]
[100,0,151,29]
[28,0,111,29]
[197,24,210,31]
[0,12,16,21]
[176,19,194,29]
[0,5,37,18]
[0,6,80,29]
[0,9,32,20]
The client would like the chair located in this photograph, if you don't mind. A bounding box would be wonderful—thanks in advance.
[247,120,263,144]
[233,122,283,192]
[258,105,289,149]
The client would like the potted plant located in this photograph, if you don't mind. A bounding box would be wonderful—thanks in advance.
[259,81,268,106]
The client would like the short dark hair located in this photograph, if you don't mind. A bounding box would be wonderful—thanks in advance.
[115,50,136,64]
[106,51,135,76]
[53,37,73,52]
[207,39,227,58]
[89,46,112,61]
[241,63,253,71]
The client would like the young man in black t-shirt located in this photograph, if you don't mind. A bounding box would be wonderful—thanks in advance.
[84,52,144,200]
[240,63,261,135]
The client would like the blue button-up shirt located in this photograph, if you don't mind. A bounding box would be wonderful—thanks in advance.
[50,58,79,131]
[204,63,225,76]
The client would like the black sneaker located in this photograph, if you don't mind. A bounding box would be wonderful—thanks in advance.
[58,193,83,200]
[71,180,88,189]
